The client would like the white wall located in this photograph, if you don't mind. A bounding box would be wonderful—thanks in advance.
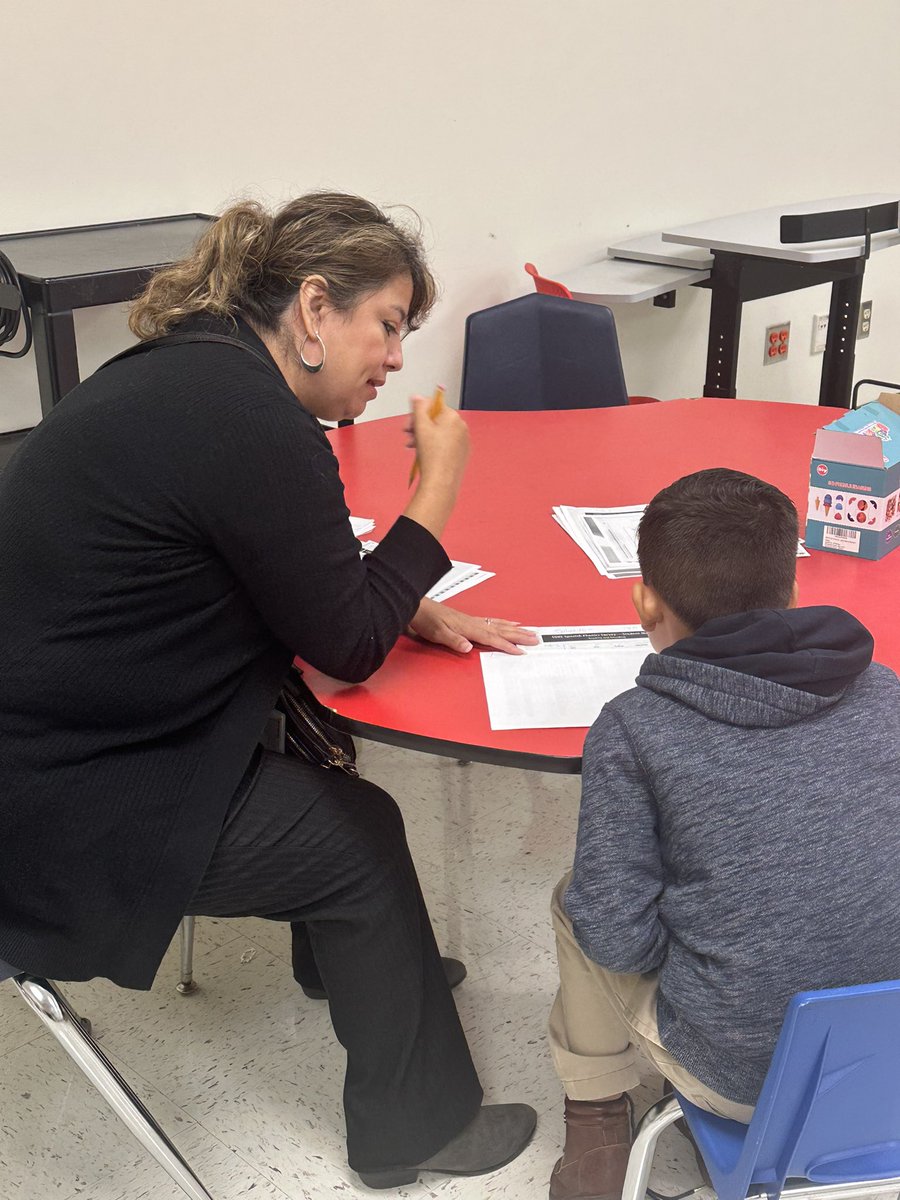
[3,0,899,431]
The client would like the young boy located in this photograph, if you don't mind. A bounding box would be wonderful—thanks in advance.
[547,467,900,1200]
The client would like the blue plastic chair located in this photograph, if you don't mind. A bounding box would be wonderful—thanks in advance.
[622,980,900,1200]
[0,957,214,1198]
[459,292,630,412]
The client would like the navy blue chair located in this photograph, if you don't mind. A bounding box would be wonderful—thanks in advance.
[622,980,900,1200]
[0,958,213,1198]
[460,292,631,412]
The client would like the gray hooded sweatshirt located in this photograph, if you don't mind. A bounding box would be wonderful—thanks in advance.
[565,605,900,1106]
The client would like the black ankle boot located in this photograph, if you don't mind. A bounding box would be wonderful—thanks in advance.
[356,1102,537,1188]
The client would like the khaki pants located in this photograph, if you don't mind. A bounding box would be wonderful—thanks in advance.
[549,873,754,1123]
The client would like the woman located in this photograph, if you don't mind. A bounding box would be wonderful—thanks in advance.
[0,193,537,1187]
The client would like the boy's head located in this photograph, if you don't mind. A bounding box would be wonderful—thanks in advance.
[633,468,799,651]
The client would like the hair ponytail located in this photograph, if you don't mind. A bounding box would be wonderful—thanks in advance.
[129,193,436,341]
[129,203,274,339]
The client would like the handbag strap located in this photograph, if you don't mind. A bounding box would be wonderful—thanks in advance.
[98,330,280,378]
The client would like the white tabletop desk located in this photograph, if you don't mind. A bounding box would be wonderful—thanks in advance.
[661,193,900,408]
[557,255,710,305]
[607,232,714,271]
[663,194,900,263]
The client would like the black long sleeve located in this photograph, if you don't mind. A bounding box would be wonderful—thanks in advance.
[0,320,449,987]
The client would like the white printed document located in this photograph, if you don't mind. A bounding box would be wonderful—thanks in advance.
[554,504,810,579]
[480,625,652,730]
[359,541,494,602]
[350,516,375,537]
[553,505,644,578]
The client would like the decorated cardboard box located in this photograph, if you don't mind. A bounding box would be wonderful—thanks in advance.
[806,402,900,560]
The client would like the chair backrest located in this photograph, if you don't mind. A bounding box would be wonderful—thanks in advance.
[460,292,629,412]
[699,980,900,1200]
[524,261,573,299]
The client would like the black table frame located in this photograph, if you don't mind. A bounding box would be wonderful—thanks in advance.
[698,249,866,409]
[0,214,213,416]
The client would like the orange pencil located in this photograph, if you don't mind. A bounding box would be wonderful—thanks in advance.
[408,385,446,487]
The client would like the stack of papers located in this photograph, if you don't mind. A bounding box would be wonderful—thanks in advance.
[359,541,494,603]
[554,504,811,579]
[350,516,375,538]
[428,561,495,602]
[480,626,652,730]
[553,505,644,578]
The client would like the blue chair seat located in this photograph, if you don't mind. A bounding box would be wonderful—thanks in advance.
[624,980,900,1200]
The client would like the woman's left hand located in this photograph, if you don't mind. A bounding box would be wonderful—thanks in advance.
[407,597,539,655]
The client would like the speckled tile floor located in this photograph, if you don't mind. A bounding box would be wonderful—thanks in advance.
[0,739,709,1200]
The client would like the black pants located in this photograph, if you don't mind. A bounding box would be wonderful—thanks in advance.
[187,749,483,1169]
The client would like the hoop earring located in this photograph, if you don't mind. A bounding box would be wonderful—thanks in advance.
[299,332,326,374]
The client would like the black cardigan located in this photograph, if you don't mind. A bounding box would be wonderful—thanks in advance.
[0,317,450,988]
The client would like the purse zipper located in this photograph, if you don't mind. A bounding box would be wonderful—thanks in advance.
[284,694,359,776]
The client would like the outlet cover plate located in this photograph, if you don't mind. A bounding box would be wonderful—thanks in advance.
[811,313,828,354]
[765,321,791,365]
[858,299,872,340]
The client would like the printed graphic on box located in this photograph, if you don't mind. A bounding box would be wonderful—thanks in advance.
[807,486,899,531]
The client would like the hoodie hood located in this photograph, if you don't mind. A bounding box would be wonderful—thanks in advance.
[636,607,874,729]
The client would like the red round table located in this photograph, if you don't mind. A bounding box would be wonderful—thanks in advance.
[304,400,897,772]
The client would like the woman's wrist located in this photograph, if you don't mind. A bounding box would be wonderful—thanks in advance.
[403,480,460,540]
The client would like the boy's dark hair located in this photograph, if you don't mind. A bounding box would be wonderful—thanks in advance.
[637,468,799,631]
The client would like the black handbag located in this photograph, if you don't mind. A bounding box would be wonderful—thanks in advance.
[100,332,359,777]
[277,665,359,776]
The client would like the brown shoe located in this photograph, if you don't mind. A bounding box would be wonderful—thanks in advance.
[549,1094,633,1200]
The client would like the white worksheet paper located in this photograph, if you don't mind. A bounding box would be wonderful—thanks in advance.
[554,504,810,579]
[480,626,652,730]
[350,516,375,537]
[358,541,494,602]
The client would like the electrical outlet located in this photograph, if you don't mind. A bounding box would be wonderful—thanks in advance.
[857,299,872,340]
[811,313,829,354]
[764,322,790,365]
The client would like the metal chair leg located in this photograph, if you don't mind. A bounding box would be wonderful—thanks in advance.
[15,975,214,1200]
[621,1093,684,1200]
[177,915,198,994]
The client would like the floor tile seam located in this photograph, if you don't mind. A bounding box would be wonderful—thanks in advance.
[179,1121,300,1200]
[98,1006,336,1090]
[0,1025,53,1060]
[460,930,547,972]
[166,1018,342,1111]
[192,924,250,950]
[514,926,558,956]
[78,1049,300,1197]
[65,1093,291,1200]
[101,1041,213,1148]
[176,1095,349,1199]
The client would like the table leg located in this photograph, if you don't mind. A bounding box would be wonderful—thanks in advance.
[31,306,80,416]
[819,273,863,408]
[702,257,743,398]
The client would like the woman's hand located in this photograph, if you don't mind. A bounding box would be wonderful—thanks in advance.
[402,396,470,543]
[405,394,470,492]
[407,597,540,655]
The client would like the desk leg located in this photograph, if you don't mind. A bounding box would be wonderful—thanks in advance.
[31,307,80,416]
[819,274,863,408]
[702,259,742,398]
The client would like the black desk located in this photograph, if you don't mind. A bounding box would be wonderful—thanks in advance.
[661,194,900,409]
[696,250,866,408]
[0,214,213,415]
